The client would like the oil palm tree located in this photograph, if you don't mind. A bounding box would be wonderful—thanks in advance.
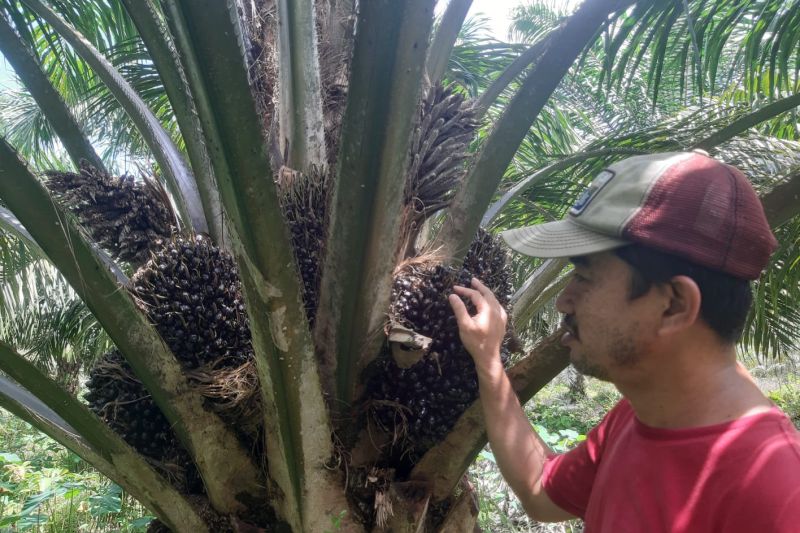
[0,0,798,531]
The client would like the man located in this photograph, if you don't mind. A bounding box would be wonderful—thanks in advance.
[448,151,800,532]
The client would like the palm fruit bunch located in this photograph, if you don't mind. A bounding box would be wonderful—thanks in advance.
[84,349,176,459]
[366,230,514,453]
[277,167,329,326]
[129,234,253,371]
[398,84,480,257]
[45,162,176,265]
[85,234,259,481]
[406,83,479,216]
[84,349,201,492]
[462,228,514,294]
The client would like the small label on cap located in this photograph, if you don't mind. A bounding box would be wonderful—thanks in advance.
[570,170,615,216]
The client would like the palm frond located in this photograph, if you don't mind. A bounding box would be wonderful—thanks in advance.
[508,0,569,43]
[0,1,187,172]
[0,244,110,389]
[446,16,524,97]
[0,230,37,285]
[595,0,800,108]
[742,216,800,360]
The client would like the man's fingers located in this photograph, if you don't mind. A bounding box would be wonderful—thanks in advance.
[455,284,490,314]
[451,284,477,296]
[451,284,490,312]
[471,277,500,307]
[448,293,472,324]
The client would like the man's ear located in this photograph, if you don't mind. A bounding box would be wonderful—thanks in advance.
[658,275,702,335]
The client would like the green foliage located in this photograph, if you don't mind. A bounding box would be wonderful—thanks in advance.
[323,510,348,533]
[471,377,618,532]
[531,425,585,454]
[447,16,524,97]
[743,217,800,360]
[0,410,153,532]
[767,372,800,429]
[0,234,111,391]
[0,0,155,170]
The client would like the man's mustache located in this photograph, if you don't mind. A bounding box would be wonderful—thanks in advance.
[561,314,579,339]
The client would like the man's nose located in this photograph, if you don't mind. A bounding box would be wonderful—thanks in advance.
[555,278,575,314]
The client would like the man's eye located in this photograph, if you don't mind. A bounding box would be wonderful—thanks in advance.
[573,272,588,283]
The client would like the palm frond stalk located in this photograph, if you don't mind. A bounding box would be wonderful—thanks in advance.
[761,172,800,228]
[427,0,473,85]
[313,0,436,412]
[119,0,226,242]
[275,0,327,170]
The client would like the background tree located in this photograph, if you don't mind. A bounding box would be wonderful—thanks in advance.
[0,0,798,531]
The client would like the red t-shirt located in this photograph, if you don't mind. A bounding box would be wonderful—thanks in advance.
[541,399,800,532]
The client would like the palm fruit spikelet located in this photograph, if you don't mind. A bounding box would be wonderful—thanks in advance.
[45,162,176,265]
[277,167,329,327]
[399,83,480,258]
[365,229,515,455]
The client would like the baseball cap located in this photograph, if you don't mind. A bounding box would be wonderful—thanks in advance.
[501,151,778,280]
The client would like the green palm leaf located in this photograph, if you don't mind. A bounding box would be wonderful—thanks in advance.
[596,0,800,109]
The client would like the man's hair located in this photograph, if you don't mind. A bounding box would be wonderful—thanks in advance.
[613,245,752,344]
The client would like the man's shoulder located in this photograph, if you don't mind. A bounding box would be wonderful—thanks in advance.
[586,398,636,445]
[747,407,800,467]
[732,406,800,449]
[717,413,800,531]
[717,407,800,486]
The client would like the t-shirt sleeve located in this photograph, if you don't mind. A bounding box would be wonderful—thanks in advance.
[540,400,632,518]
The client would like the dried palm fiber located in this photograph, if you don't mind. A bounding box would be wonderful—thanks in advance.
[315,1,354,168]
[183,360,263,439]
[364,230,515,454]
[246,0,278,144]
[45,162,176,265]
[84,348,202,493]
[277,166,330,327]
[346,466,393,529]
[399,83,480,258]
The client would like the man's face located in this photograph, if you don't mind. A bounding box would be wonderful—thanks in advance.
[555,251,662,382]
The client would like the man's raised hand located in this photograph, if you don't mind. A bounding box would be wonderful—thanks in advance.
[448,278,507,377]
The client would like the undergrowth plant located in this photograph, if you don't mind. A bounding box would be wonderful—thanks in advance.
[0,411,152,532]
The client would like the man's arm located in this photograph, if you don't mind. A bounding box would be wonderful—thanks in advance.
[448,278,575,522]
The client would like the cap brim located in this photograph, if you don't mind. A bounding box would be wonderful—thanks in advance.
[501,219,629,258]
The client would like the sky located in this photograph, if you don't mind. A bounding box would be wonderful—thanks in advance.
[0,54,15,92]
[462,0,522,40]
